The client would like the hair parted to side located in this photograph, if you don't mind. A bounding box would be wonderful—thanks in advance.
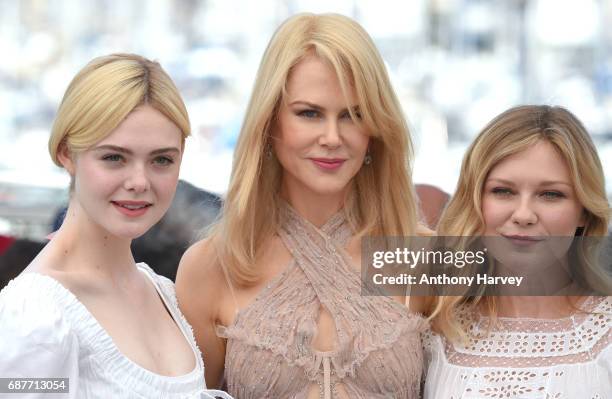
[49,53,190,167]
[208,13,424,285]
[432,105,611,342]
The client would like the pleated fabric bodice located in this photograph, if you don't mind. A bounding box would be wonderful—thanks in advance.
[217,204,426,398]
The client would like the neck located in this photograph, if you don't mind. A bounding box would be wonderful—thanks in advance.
[496,259,573,296]
[280,184,346,227]
[40,200,137,281]
[493,296,576,318]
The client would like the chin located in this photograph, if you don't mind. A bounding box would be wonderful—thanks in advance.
[309,186,348,197]
[104,223,153,240]
[308,180,352,196]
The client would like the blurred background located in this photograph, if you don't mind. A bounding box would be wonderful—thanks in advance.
[1,0,612,244]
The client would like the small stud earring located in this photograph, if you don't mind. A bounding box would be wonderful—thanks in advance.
[364,150,372,165]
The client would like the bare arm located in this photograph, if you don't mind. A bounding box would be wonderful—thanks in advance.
[176,239,227,389]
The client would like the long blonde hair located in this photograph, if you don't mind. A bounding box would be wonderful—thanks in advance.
[209,13,421,285]
[433,105,611,341]
[49,53,190,166]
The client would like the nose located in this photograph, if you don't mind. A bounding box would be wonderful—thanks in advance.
[123,164,150,193]
[511,197,537,226]
[318,120,341,148]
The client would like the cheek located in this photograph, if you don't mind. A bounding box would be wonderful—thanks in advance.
[353,137,369,158]
[273,131,309,173]
[75,163,118,196]
[345,125,369,153]
[154,171,180,200]
[273,141,292,171]
[481,198,508,229]
[546,205,584,233]
[276,121,314,153]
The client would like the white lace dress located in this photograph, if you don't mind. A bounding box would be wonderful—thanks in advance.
[423,297,611,399]
[0,263,232,399]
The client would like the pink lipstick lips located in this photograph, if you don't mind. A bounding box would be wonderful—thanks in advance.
[311,158,345,170]
[111,200,152,217]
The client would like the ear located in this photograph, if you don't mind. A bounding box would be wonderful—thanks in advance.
[57,143,76,176]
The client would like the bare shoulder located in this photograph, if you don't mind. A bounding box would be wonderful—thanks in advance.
[177,238,224,282]
[175,238,227,318]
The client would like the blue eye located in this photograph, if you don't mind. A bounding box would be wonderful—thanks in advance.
[153,156,174,166]
[297,109,320,119]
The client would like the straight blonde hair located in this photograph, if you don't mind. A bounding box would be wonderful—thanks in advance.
[208,13,423,285]
[49,53,190,166]
[433,105,611,341]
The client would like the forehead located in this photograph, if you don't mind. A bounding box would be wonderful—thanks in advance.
[96,105,182,148]
[285,55,356,105]
[488,140,572,183]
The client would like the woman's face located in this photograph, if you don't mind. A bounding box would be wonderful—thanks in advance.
[482,140,584,238]
[273,55,369,202]
[481,140,585,276]
[66,105,183,239]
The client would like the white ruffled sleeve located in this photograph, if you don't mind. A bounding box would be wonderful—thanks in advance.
[0,275,80,399]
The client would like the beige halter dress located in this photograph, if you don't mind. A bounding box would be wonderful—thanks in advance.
[216,203,426,398]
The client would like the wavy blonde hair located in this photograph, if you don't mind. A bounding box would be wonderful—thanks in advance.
[433,105,611,341]
[208,13,422,285]
[49,53,190,167]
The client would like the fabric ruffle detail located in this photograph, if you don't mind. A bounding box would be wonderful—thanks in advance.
[219,311,426,379]
[1,268,212,399]
[218,201,426,398]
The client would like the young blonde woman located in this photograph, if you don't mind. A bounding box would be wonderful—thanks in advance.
[0,54,231,399]
[177,13,429,399]
[425,105,611,398]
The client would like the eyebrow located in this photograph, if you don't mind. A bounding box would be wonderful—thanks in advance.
[486,178,572,187]
[288,100,360,112]
[92,145,181,156]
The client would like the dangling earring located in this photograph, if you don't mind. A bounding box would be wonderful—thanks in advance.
[364,148,372,165]
[265,142,273,159]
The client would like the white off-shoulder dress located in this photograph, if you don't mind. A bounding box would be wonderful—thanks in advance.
[423,296,611,399]
[0,263,232,399]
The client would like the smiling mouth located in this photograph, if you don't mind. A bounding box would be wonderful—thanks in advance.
[112,201,151,209]
[310,158,345,170]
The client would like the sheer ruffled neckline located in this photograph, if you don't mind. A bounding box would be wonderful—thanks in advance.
[13,266,204,391]
[217,202,427,398]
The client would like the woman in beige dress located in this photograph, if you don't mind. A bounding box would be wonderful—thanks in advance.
[177,13,430,399]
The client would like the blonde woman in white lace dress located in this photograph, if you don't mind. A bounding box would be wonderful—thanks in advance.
[425,105,611,399]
